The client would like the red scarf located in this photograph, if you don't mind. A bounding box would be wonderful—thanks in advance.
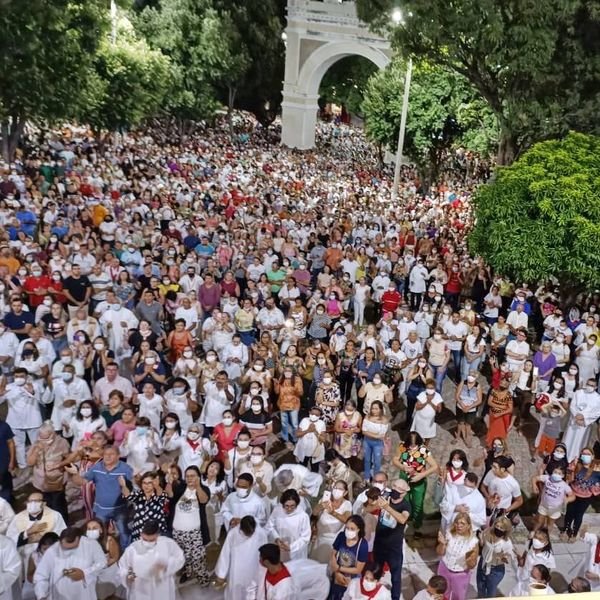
[359,578,382,598]
[448,468,463,482]
[187,438,200,451]
[595,540,600,564]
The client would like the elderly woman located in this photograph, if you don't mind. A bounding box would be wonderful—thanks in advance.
[26,421,71,521]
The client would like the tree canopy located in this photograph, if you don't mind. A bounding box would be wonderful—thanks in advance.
[356,0,600,165]
[361,60,498,181]
[469,132,600,292]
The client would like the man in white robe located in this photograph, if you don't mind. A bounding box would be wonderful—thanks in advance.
[213,515,268,600]
[33,526,106,600]
[118,520,184,600]
[440,472,487,532]
[563,380,600,462]
[99,301,139,359]
[0,534,20,600]
[249,543,298,600]
[219,474,269,532]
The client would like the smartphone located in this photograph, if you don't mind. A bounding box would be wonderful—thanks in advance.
[322,490,331,503]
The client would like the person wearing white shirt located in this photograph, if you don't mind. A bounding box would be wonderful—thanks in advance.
[174,297,199,333]
[506,305,529,335]
[443,314,469,380]
[219,474,269,532]
[371,272,390,304]
[408,259,429,311]
[256,301,285,340]
[50,367,92,432]
[481,456,523,513]
[0,369,45,468]
[340,257,359,283]
[0,325,19,376]
[178,268,204,295]
[440,472,487,532]
[483,286,502,324]
[0,534,21,600]
[221,335,249,381]
[266,489,311,561]
[505,329,530,372]
[199,373,236,431]
[0,497,15,535]
[562,381,600,462]
[34,527,107,600]
[16,329,56,368]
[213,515,269,600]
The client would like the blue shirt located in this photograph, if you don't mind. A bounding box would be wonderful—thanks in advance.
[84,460,133,513]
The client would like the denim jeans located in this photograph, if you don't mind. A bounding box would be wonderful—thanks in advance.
[460,355,482,380]
[429,363,447,393]
[280,410,299,443]
[476,560,505,598]
[96,505,130,550]
[374,543,403,600]
[363,437,384,480]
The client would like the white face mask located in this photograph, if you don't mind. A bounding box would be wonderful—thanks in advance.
[362,580,377,592]
[183,350,193,359]
[344,528,357,540]
[237,440,250,450]
[14,377,26,386]
[27,501,43,515]
[251,404,262,413]
[222,417,233,426]
[86,529,101,540]
[309,414,319,422]
[250,455,263,465]
[249,388,259,396]
[164,421,177,429]
[236,487,250,499]
[187,432,200,441]
[323,377,332,385]
[531,538,545,550]
[80,407,92,417]
[452,460,463,470]
[93,343,104,351]
[332,488,344,500]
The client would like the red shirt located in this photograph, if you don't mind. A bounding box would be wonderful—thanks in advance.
[23,275,52,308]
[381,290,402,314]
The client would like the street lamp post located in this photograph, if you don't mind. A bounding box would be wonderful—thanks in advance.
[390,8,412,204]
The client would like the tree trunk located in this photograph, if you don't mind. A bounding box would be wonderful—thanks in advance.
[496,128,517,165]
[227,86,237,140]
[1,117,25,162]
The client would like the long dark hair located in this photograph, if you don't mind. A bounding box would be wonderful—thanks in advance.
[345,514,366,540]
[202,459,225,485]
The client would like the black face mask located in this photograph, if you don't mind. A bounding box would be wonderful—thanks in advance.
[493,528,505,538]
[390,490,401,501]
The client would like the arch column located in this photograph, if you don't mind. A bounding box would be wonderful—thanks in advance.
[281,39,391,149]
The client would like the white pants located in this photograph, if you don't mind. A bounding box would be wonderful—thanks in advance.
[13,427,39,468]
[354,300,366,326]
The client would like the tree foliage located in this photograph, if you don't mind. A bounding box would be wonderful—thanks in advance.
[0,0,109,158]
[82,23,172,132]
[361,60,498,181]
[469,132,600,292]
[319,56,378,116]
[356,0,600,165]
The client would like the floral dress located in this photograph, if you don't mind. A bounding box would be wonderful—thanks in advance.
[334,410,361,458]
[127,490,169,540]
[316,384,342,429]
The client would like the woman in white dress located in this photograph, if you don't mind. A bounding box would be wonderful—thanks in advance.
[119,417,162,475]
[65,401,107,448]
[512,529,556,596]
[410,380,443,442]
[294,406,327,471]
[201,459,228,545]
[310,481,352,563]
[266,489,312,561]
[172,346,201,394]
[575,335,600,385]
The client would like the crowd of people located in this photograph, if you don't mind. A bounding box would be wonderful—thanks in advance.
[0,119,598,600]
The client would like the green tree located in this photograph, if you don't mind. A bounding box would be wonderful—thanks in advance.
[361,60,497,183]
[469,132,600,296]
[0,0,109,159]
[82,25,171,134]
[356,0,600,165]
[319,56,378,116]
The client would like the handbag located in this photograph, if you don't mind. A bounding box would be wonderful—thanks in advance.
[42,451,64,493]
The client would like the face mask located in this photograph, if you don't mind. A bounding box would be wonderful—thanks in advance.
[80,407,92,417]
[251,404,262,413]
[250,455,263,465]
[585,386,595,393]
[532,538,545,549]
[52,274,61,281]
[434,334,442,340]
[141,540,157,549]
[332,488,344,500]
[581,454,593,465]
[553,451,565,460]
[317,358,326,365]
[61,356,72,364]
[553,382,562,390]
[373,377,382,385]
[309,414,319,422]
[344,528,357,540]
[61,372,73,382]
[426,389,435,395]
[32,270,42,277]
[14,377,26,386]
[86,529,101,540]
[27,501,43,515]
[493,528,505,538]
[284,372,292,379]
[452,460,463,470]
[323,377,332,385]
[254,364,264,371]
[164,421,177,429]
[183,351,193,359]
[550,473,563,482]
[136,427,148,436]
[443,308,451,315]
[237,440,250,450]
[187,432,200,441]
[493,444,503,453]
[236,487,250,499]
[362,580,377,592]
[373,482,385,491]
[173,387,185,396]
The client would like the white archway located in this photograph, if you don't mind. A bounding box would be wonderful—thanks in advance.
[281,0,391,149]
